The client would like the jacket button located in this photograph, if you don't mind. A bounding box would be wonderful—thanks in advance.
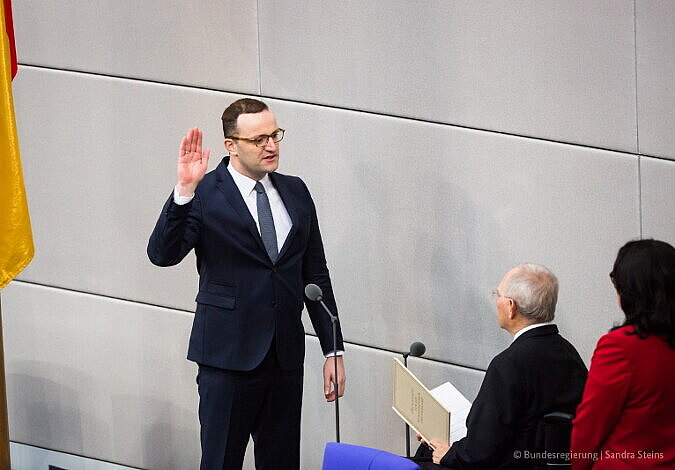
[272,301,278,307]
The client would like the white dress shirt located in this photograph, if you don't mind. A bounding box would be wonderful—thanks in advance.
[512,322,552,342]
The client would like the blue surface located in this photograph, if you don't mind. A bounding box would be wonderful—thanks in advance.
[322,442,420,470]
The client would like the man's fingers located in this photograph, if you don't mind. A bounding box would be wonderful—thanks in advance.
[179,129,209,163]
[186,128,194,149]
[190,127,199,153]
[196,128,203,153]
[323,370,331,396]
[179,135,188,158]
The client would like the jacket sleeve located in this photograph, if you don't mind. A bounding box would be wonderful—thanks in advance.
[147,191,202,267]
[441,355,519,468]
[299,180,344,355]
[571,333,631,470]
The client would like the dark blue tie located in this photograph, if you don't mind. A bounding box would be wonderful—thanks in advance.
[254,182,278,263]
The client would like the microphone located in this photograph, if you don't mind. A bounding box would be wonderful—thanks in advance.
[304,283,323,302]
[402,341,426,457]
[404,341,426,359]
[304,283,341,443]
[305,283,336,321]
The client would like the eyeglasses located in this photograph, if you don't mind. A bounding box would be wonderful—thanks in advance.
[492,289,516,306]
[228,128,285,148]
[491,289,507,299]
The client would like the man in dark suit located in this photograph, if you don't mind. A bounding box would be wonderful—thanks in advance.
[148,98,345,470]
[415,263,587,469]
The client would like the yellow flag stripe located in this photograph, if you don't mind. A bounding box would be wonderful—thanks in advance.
[0,0,34,289]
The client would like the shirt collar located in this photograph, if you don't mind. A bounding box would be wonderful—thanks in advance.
[512,322,552,342]
[227,162,273,198]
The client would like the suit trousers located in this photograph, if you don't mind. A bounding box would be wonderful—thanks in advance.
[197,342,304,470]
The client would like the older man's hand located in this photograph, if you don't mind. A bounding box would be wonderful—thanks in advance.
[429,440,451,464]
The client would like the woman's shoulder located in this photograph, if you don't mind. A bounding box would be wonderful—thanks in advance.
[600,325,671,352]
[605,325,635,339]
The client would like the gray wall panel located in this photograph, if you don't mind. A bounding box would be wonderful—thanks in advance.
[259,0,637,152]
[636,1,675,160]
[2,282,200,470]
[12,68,638,371]
[11,443,142,470]
[2,282,484,469]
[641,157,675,241]
[13,67,234,311]
[12,0,260,94]
[271,100,638,367]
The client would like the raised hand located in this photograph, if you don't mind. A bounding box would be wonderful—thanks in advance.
[177,127,211,196]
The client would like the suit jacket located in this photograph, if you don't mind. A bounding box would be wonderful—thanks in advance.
[147,157,343,371]
[571,326,675,470]
[439,324,587,469]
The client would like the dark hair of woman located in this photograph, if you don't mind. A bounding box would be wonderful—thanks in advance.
[610,239,675,348]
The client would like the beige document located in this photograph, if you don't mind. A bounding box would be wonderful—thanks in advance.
[392,358,451,446]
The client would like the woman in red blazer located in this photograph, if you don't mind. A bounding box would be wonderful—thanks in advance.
[571,239,675,469]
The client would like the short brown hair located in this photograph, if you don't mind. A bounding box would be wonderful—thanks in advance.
[221,98,268,138]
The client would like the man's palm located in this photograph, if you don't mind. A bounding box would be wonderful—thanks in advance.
[177,127,210,191]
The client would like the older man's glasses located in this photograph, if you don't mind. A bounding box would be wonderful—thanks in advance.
[492,290,517,309]
[229,128,285,148]
[491,289,507,299]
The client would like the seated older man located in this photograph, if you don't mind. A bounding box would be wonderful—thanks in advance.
[414,263,587,470]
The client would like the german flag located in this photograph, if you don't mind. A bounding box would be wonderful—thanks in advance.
[2,1,33,467]
[1,0,32,289]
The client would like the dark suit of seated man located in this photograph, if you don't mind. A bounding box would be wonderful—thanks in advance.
[414,263,587,470]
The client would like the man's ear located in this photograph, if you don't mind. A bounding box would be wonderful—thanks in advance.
[224,138,237,155]
[508,298,518,319]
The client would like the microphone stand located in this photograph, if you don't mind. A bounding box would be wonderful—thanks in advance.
[316,298,340,443]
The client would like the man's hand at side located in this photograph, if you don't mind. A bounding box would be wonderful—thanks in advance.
[323,356,346,402]
[177,127,210,196]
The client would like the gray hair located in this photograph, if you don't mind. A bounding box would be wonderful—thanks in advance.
[502,263,558,323]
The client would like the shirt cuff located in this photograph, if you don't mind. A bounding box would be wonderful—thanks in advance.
[324,351,344,358]
[173,185,194,205]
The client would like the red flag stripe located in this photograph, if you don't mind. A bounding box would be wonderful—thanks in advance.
[3,0,16,79]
